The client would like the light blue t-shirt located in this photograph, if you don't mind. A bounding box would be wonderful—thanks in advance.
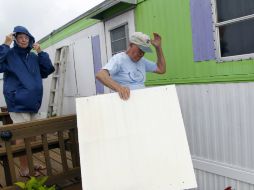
[103,52,157,90]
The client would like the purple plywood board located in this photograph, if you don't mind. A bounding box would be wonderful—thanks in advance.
[190,0,215,61]
[92,35,104,94]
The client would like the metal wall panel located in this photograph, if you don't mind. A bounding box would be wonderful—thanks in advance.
[42,22,108,114]
[135,0,254,85]
[176,83,254,189]
[193,169,254,190]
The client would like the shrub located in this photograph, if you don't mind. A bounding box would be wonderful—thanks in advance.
[15,176,55,190]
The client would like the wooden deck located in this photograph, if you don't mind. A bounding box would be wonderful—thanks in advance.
[0,114,81,190]
[0,146,79,188]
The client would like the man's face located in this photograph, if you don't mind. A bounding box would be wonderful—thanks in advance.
[15,33,29,48]
[128,44,145,62]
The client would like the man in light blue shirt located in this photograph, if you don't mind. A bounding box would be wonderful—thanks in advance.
[96,32,166,100]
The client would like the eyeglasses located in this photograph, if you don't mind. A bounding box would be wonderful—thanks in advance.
[16,34,29,41]
[136,49,145,57]
[130,43,145,57]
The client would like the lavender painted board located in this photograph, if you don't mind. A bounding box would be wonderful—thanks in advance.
[190,0,215,61]
[92,35,104,94]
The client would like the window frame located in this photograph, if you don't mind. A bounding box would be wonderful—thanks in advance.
[109,22,129,56]
[211,0,254,62]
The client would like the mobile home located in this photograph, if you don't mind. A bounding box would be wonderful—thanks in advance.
[1,0,254,189]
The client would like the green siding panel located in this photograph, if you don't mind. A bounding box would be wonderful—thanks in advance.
[135,0,254,85]
[96,3,135,20]
[40,19,99,50]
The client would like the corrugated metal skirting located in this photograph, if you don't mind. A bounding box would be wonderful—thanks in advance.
[176,82,254,190]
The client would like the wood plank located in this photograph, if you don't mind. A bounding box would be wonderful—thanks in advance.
[0,137,68,157]
[0,115,76,142]
[2,186,17,190]
[12,150,72,179]
[5,142,16,184]
[32,152,58,175]
[62,182,82,190]
[41,134,52,176]
[13,157,27,183]
[0,120,76,142]
[24,138,34,176]
[1,148,80,189]
[0,115,76,130]
[34,149,66,175]
[51,149,72,160]
[73,128,80,167]
[0,114,81,189]
[0,112,12,125]
[68,129,79,168]
[46,167,81,186]
[0,112,9,116]
[2,156,12,186]
[58,132,68,172]
[49,150,73,169]
[0,160,6,188]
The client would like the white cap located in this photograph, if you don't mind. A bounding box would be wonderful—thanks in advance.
[129,32,152,53]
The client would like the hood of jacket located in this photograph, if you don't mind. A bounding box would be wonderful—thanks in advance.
[13,26,35,50]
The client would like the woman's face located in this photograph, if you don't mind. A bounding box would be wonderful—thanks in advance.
[16,33,29,48]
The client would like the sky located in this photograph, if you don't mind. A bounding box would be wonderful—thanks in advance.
[0,0,104,43]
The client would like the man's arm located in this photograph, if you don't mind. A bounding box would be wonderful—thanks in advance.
[151,33,166,74]
[96,69,130,100]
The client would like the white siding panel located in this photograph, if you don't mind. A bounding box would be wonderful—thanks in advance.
[73,36,96,97]
[176,82,254,189]
[43,22,107,114]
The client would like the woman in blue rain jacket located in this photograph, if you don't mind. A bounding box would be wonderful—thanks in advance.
[0,26,55,177]
[0,26,55,113]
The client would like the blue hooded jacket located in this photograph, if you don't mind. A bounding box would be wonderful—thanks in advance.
[0,26,55,113]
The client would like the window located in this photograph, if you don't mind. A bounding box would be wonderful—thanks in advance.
[212,0,254,61]
[110,24,129,55]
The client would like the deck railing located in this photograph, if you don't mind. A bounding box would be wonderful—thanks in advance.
[0,115,81,189]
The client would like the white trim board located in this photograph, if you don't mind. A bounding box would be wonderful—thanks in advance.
[193,156,254,185]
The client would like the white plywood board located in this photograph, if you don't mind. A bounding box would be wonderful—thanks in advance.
[76,85,197,190]
[73,37,96,97]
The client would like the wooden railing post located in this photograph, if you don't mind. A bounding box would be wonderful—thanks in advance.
[42,134,52,176]
[69,128,80,168]
[24,138,35,177]
[58,131,68,172]
[2,155,12,186]
[5,141,16,184]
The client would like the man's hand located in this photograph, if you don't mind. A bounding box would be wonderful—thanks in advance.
[151,33,162,49]
[152,33,166,74]
[33,43,42,53]
[116,86,130,100]
[4,33,14,46]
[96,69,131,100]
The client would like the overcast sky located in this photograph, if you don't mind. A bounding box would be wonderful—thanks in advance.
[0,0,104,43]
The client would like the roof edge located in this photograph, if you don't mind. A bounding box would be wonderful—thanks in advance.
[39,0,137,43]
